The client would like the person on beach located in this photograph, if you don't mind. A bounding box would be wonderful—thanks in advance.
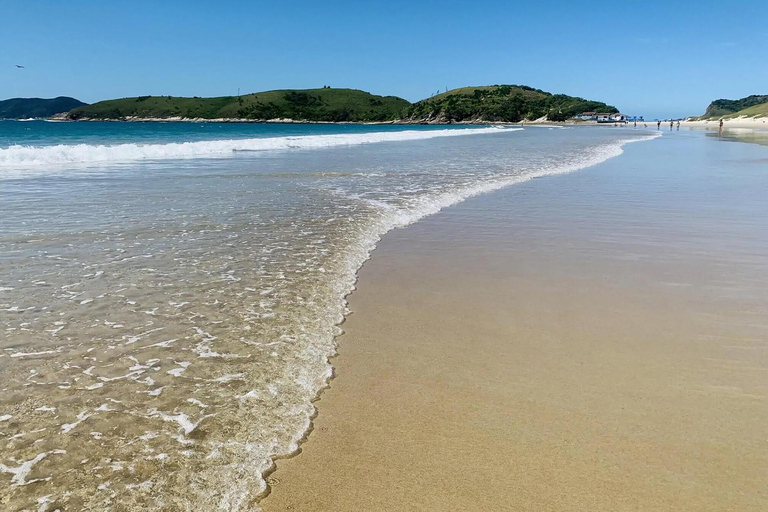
[670,120,674,131]
[719,118,724,136]
[657,120,661,130]
[676,120,680,131]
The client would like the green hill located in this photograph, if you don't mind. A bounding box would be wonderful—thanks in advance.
[64,85,621,124]
[403,85,618,123]
[731,102,768,117]
[66,88,410,122]
[0,96,86,119]
[699,95,768,119]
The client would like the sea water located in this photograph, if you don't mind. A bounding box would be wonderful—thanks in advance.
[0,121,657,510]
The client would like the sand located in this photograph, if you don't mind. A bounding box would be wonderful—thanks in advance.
[261,131,768,511]
[681,116,768,130]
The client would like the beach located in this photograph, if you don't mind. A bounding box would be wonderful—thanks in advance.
[681,116,768,130]
[1,123,657,510]
[262,130,768,511]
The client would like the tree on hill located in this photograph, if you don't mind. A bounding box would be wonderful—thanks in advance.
[403,85,617,123]
[702,95,768,118]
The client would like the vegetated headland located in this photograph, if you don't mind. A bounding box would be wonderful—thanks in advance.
[59,85,618,124]
[8,88,768,125]
[692,94,768,120]
[0,96,86,119]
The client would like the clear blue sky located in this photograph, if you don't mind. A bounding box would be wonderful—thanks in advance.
[2,0,766,119]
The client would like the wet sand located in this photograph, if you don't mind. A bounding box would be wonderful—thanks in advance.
[262,132,768,511]
[682,117,768,131]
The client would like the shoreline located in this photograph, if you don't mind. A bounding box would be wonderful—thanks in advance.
[681,116,768,131]
[260,131,768,511]
[38,116,768,131]
[253,132,656,504]
[38,115,599,126]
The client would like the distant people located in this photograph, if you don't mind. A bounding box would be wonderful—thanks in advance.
[676,120,680,130]
[719,118,724,136]
[634,120,637,128]
[657,120,661,130]
[670,120,674,131]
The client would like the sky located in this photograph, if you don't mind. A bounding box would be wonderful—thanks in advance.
[1,0,766,119]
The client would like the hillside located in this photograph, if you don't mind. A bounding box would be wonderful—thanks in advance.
[403,85,618,123]
[699,95,768,119]
[730,102,768,118]
[0,96,86,119]
[66,89,410,122]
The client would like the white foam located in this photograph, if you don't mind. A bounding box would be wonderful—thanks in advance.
[61,411,92,434]
[0,127,517,172]
[10,350,58,358]
[150,409,215,436]
[97,370,145,382]
[0,128,660,510]
[37,494,54,512]
[167,361,191,377]
[139,431,159,441]
[141,338,177,349]
[210,373,245,384]
[360,132,662,235]
[0,450,66,486]
[187,398,209,408]
[234,132,663,501]
[125,478,154,491]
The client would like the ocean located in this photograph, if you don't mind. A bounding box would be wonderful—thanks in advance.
[0,121,657,510]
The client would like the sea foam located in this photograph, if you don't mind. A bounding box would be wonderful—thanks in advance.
[0,127,660,511]
[0,127,517,171]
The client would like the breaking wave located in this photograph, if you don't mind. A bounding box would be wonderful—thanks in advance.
[0,127,519,169]
[0,127,659,510]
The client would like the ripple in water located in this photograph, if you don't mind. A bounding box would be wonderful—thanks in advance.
[0,126,658,510]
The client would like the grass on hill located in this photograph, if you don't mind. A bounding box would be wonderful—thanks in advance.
[722,102,768,118]
[404,85,617,123]
[67,89,411,122]
[698,95,768,119]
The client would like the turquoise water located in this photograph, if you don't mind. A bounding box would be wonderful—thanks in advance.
[0,121,509,173]
[0,122,657,510]
[0,120,481,147]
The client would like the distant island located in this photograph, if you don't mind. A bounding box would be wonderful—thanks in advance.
[66,89,410,123]
[0,96,86,119]
[403,85,617,123]
[695,94,768,120]
[55,86,618,124]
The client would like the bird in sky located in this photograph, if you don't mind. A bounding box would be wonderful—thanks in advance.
[15,64,25,68]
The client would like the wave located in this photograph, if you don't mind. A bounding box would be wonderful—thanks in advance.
[0,129,660,510]
[247,130,662,507]
[0,127,520,170]
[362,132,661,234]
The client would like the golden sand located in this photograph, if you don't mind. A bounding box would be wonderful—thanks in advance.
[262,137,768,511]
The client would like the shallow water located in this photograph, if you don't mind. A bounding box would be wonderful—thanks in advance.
[0,122,655,510]
[709,127,768,147]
